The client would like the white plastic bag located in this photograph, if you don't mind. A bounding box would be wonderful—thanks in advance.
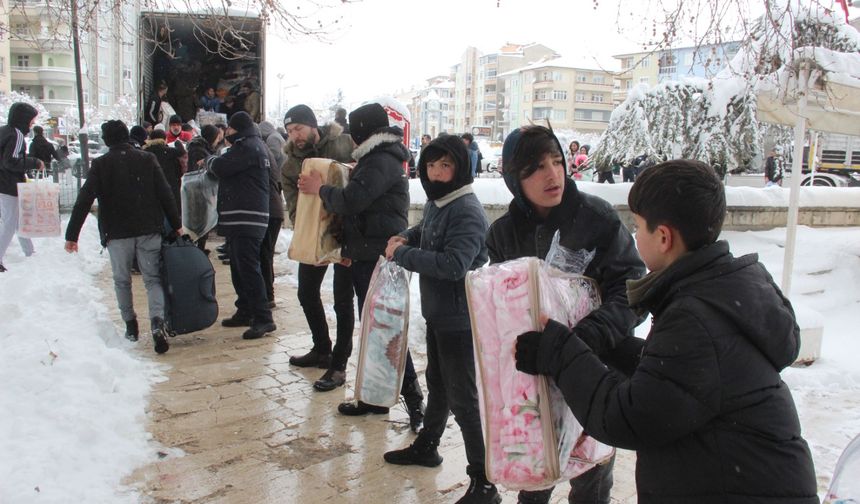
[16,179,60,238]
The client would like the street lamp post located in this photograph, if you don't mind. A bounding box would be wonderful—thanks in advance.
[276,73,284,119]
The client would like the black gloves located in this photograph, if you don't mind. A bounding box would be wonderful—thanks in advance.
[515,331,543,375]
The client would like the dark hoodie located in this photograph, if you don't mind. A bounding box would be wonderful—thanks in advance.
[0,103,40,196]
[533,240,817,504]
[318,127,410,261]
[488,127,645,358]
[392,134,489,331]
[205,113,270,238]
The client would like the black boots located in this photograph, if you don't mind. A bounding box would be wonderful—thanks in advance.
[401,378,425,433]
[337,401,389,415]
[221,312,252,327]
[383,433,443,467]
[242,322,276,340]
[455,473,501,504]
[313,369,346,392]
[124,319,139,342]
[151,317,169,354]
[289,350,332,368]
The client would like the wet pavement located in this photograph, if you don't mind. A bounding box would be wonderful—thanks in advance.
[121,242,637,503]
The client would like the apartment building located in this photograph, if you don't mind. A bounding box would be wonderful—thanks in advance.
[499,56,617,136]
[6,0,139,122]
[453,43,558,139]
[0,4,10,94]
[407,75,455,142]
[614,41,741,103]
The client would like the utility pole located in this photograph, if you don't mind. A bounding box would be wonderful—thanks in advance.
[71,0,88,193]
[276,72,284,120]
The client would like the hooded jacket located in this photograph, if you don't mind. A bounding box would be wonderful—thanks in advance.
[205,120,270,238]
[281,123,353,223]
[259,121,285,175]
[392,134,489,331]
[65,144,180,246]
[487,176,645,358]
[533,241,818,504]
[0,103,40,196]
[318,128,409,261]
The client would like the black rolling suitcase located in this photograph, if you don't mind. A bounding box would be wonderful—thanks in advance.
[161,236,218,334]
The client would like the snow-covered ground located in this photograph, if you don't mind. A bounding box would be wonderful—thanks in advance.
[1,181,858,502]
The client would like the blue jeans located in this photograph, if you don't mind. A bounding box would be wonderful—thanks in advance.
[422,324,485,475]
[518,455,615,504]
[350,259,417,390]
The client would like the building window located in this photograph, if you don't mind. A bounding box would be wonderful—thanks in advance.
[99,63,107,77]
[14,23,28,36]
[99,92,109,106]
[17,86,32,95]
[551,109,566,121]
[641,59,650,68]
[575,91,586,102]
[0,57,4,73]
[17,55,30,68]
[639,77,650,85]
[532,108,551,119]
[486,69,497,78]
[625,80,632,89]
[534,89,550,101]
[122,66,132,80]
[48,90,55,99]
[576,74,588,83]
[591,94,605,103]
[553,90,567,101]
[83,91,89,104]
[592,75,605,84]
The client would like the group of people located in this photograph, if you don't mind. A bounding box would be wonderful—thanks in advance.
[145,80,263,128]
[0,96,819,504]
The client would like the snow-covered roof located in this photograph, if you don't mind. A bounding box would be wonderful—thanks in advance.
[510,55,620,74]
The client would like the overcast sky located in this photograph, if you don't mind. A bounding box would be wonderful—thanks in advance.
[264,0,859,118]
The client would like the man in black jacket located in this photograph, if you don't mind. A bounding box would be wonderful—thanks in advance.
[205,111,275,340]
[28,125,60,170]
[0,102,42,272]
[144,129,186,212]
[297,101,425,430]
[486,125,645,504]
[515,160,818,504]
[64,120,181,354]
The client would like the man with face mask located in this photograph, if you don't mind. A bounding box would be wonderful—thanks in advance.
[0,103,43,272]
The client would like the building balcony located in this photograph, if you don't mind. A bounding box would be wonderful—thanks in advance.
[11,66,40,85]
[10,36,73,54]
[38,66,76,85]
[533,80,554,88]
[41,99,77,114]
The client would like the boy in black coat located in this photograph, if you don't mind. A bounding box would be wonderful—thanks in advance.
[297,101,425,431]
[381,135,498,503]
[515,160,818,504]
[487,125,645,504]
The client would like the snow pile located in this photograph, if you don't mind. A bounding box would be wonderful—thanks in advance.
[0,221,163,503]
[408,178,860,208]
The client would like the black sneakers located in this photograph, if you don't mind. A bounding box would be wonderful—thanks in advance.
[313,369,346,392]
[221,312,253,327]
[151,317,169,354]
[124,319,139,342]
[383,434,443,467]
[455,473,501,504]
[289,350,332,368]
[338,401,389,416]
[401,379,425,433]
[242,322,276,340]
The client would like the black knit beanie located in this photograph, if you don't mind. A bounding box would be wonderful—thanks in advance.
[283,104,318,129]
[348,103,390,146]
[228,111,255,133]
[201,124,220,145]
[101,120,130,147]
[129,125,148,146]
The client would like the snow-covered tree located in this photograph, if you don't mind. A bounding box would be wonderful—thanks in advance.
[0,92,51,127]
[592,0,860,174]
